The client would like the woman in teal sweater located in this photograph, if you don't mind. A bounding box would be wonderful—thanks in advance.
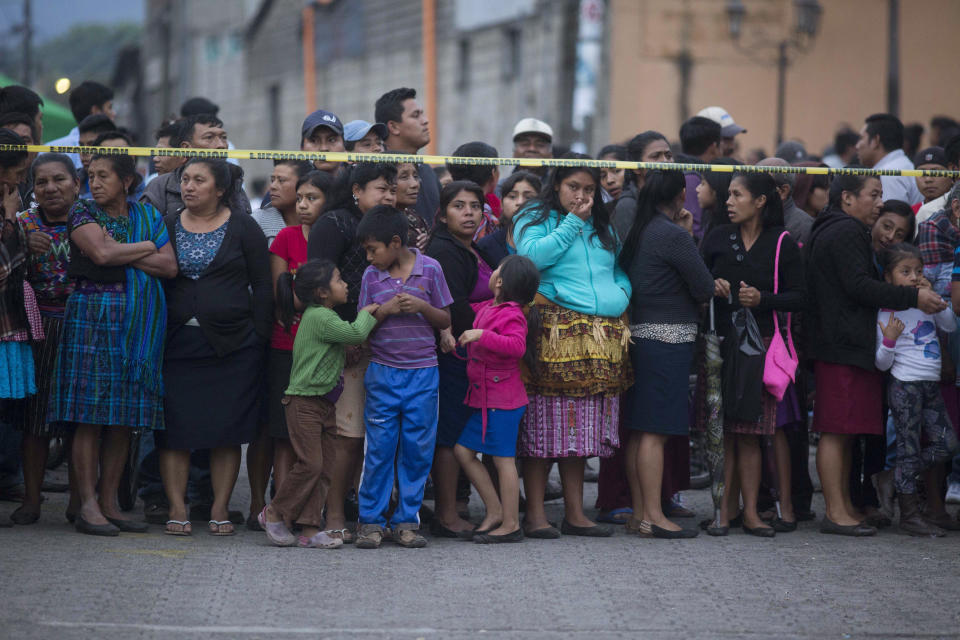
[514,155,633,539]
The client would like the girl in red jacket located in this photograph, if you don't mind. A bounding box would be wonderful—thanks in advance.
[454,255,540,543]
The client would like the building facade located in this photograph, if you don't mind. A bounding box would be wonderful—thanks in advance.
[607,0,960,156]
[141,0,589,184]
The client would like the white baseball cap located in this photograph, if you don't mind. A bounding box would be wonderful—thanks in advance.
[697,106,747,137]
[512,118,554,141]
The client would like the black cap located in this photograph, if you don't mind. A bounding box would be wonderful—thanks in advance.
[180,97,220,117]
[301,109,344,139]
[914,146,948,168]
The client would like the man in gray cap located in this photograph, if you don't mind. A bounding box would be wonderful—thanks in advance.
[757,157,812,245]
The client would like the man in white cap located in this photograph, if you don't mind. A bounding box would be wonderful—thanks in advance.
[511,117,554,177]
[697,106,747,158]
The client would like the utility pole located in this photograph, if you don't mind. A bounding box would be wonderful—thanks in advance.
[21,0,33,85]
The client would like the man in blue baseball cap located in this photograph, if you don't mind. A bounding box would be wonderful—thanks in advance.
[344,120,388,154]
[301,109,346,173]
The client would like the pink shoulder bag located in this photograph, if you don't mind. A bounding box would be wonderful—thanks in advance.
[763,231,799,401]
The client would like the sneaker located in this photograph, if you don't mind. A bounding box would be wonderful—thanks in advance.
[945,483,960,505]
[393,528,428,548]
[355,523,384,549]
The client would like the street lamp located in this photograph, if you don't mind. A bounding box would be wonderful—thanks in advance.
[725,0,822,145]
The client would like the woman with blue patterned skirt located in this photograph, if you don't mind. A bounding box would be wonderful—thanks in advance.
[48,153,177,536]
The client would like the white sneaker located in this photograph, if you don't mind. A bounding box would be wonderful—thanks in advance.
[945,483,960,505]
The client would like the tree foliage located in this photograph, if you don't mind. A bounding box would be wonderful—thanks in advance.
[0,23,142,103]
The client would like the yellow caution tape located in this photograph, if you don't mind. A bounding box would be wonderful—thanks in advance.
[4,144,959,178]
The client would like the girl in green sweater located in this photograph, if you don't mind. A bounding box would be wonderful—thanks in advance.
[259,259,379,548]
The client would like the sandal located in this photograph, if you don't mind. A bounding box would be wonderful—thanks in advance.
[596,507,633,524]
[299,531,344,549]
[208,520,235,536]
[258,507,296,546]
[165,520,192,536]
[625,518,653,537]
[328,528,354,544]
[11,505,40,525]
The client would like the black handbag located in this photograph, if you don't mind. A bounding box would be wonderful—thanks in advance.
[721,307,767,422]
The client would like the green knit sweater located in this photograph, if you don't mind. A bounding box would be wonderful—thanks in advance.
[285,306,377,397]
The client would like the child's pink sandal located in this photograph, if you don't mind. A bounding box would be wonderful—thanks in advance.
[259,507,296,547]
[298,530,344,549]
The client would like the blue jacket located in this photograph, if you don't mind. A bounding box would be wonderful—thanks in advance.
[514,205,630,317]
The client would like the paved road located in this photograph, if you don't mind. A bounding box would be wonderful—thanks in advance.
[2,459,959,640]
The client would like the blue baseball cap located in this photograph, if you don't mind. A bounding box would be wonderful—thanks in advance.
[343,120,388,143]
[301,109,344,139]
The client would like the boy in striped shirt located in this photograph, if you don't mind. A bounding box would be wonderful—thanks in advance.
[354,205,452,548]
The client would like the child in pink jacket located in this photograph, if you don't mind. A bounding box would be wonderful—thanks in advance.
[454,255,540,544]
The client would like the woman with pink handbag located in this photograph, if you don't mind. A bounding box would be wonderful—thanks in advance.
[701,172,805,537]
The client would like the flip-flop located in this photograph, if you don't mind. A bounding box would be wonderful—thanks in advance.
[596,507,633,524]
[208,520,235,536]
[165,520,192,536]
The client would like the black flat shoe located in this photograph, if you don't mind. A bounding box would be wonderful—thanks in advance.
[473,522,502,536]
[76,515,120,537]
[700,510,741,530]
[560,520,613,537]
[771,517,797,533]
[742,523,776,538]
[795,509,816,522]
[820,517,876,537]
[651,524,698,539]
[106,517,149,533]
[523,524,561,539]
[10,506,40,525]
[65,510,77,524]
[474,528,524,544]
[429,520,474,539]
[863,512,892,529]
[246,513,263,532]
[706,525,729,537]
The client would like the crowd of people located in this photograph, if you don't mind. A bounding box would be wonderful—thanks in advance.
[1,78,959,547]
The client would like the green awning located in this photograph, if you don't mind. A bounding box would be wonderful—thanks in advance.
[0,74,77,142]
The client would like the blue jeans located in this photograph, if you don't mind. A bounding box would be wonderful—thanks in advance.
[358,363,438,528]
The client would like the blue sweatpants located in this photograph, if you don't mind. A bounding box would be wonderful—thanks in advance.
[359,362,438,528]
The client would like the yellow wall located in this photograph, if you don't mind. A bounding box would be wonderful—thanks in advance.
[608,0,960,157]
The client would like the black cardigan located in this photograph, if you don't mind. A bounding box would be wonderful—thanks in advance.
[476,226,510,266]
[425,228,496,335]
[701,224,805,338]
[163,210,273,357]
[804,209,918,371]
[306,206,367,321]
